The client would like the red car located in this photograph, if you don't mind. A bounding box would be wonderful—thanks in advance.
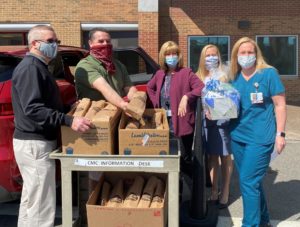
[0,45,159,202]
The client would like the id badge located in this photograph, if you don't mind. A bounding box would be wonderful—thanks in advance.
[166,109,172,117]
[250,92,264,104]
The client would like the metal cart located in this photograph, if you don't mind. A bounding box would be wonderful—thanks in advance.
[50,139,180,227]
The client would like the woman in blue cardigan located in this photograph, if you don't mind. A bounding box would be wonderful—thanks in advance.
[147,41,204,174]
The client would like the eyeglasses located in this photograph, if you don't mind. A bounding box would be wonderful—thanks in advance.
[36,39,61,44]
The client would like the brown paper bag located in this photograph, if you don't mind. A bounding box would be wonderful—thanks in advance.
[137,176,158,208]
[93,103,118,121]
[123,176,145,208]
[107,179,124,207]
[153,112,164,129]
[73,98,91,117]
[85,100,106,120]
[97,181,111,206]
[125,119,140,129]
[104,103,118,111]
[150,178,165,208]
[125,91,147,122]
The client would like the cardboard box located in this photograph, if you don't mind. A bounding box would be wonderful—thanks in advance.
[119,109,169,155]
[61,103,121,155]
[86,173,167,227]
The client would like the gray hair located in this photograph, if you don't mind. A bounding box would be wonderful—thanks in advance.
[28,25,55,47]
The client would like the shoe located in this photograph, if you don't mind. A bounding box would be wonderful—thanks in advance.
[260,223,272,227]
[218,201,228,209]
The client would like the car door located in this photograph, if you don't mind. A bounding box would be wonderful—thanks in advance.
[0,55,23,201]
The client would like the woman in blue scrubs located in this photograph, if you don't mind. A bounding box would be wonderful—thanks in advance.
[229,37,287,227]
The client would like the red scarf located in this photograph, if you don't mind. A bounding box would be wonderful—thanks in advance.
[90,44,116,75]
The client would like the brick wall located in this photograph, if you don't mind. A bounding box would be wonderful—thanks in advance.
[0,0,138,47]
[158,0,300,104]
[138,12,159,62]
[1,0,299,103]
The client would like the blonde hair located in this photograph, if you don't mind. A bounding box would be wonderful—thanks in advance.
[158,41,184,71]
[195,44,223,81]
[230,37,272,81]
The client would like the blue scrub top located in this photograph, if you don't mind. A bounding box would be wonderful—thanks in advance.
[230,67,285,145]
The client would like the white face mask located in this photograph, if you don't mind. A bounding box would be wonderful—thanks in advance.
[238,55,256,69]
[205,56,219,71]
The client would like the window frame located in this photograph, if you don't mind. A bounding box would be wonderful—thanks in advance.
[256,35,298,78]
[0,32,27,45]
[187,35,230,72]
[0,23,50,46]
[114,48,155,85]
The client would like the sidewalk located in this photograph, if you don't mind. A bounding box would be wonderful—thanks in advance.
[285,105,300,141]
[217,105,300,227]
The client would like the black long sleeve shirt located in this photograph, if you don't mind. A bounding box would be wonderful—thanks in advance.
[12,54,73,141]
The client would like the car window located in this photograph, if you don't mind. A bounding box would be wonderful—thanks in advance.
[114,50,154,85]
[48,52,65,79]
[49,52,84,83]
[0,56,21,82]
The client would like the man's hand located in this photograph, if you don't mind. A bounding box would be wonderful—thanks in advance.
[71,117,92,132]
[120,101,129,111]
[178,95,188,117]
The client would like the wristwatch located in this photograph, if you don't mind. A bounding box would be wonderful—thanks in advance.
[276,132,286,138]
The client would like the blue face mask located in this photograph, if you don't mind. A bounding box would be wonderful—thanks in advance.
[205,56,219,71]
[165,55,179,68]
[39,42,58,59]
[238,55,256,69]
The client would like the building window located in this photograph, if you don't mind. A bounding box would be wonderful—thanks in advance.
[0,32,27,45]
[0,24,50,46]
[188,36,230,72]
[256,35,298,76]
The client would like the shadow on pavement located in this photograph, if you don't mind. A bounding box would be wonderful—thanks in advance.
[0,216,62,227]
[219,166,300,223]
[264,167,300,221]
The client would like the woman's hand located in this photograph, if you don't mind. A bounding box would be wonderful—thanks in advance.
[178,95,188,117]
[205,109,212,120]
[275,136,286,154]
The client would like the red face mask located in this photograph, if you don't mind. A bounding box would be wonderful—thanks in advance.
[90,44,116,75]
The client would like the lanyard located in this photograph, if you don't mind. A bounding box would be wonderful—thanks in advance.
[164,74,171,99]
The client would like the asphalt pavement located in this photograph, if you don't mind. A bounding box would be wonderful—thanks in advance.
[1,105,299,227]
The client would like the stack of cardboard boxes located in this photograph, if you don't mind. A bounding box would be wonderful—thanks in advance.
[60,93,169,226]
[61,94,169,156]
